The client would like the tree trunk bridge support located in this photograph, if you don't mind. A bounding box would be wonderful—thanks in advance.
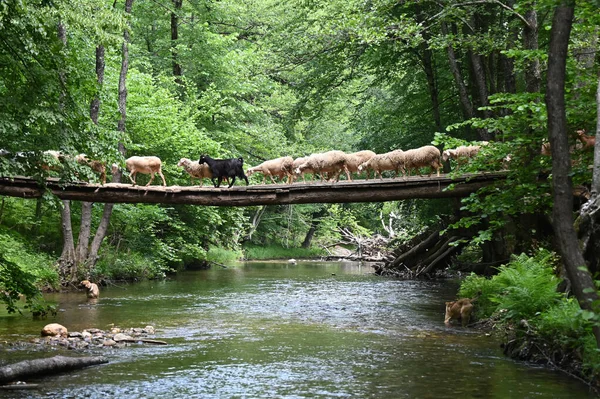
[0,172,507,207]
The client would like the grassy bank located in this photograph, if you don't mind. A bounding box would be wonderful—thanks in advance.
[243,244,326,260]
[457,249,600,387]
[0,227,59,315]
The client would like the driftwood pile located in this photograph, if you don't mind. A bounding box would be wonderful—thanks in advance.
[374,220,471,278]
[324,230,391,261]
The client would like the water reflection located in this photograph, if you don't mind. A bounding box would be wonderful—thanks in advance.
[0,261,594,398]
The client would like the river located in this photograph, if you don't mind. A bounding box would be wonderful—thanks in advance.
[0,261,594,398]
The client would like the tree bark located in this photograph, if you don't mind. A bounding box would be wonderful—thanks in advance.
[420,39,441,131]
[171,0,183,86]
[302,209,325,248]
[545,2,600,348]
[59,200,76,282]
[90,45,105,124]
[75,201,93,267]
[0,356,108,384]
[523,8,541,93]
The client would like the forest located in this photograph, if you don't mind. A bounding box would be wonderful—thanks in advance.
[2,0,600,383]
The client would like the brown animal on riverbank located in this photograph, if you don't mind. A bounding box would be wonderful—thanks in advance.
[444,298,473,327]
[81,280,99,299]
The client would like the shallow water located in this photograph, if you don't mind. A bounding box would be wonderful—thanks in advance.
[0,261,595,398]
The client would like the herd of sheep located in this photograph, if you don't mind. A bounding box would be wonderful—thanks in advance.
[124,143,487,188]
[1,143,489,188]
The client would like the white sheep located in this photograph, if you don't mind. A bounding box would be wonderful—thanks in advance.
[124,156,166,186]
[358,150,405,180]
[404,145,442,177]
[177,157,214,186]
[291,156,311,183]
[442,145,482,170]
[295,150,348,183]
[344,150,376,180]
[246,156,294,184]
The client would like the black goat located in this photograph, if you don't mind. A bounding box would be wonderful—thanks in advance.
[199,154,249,188]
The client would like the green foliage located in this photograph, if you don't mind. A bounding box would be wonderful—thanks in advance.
[206,247,243,265]
[95,250,167,281]
[535,298,590,345]
[0,230,58,316]
[459,250,561,321]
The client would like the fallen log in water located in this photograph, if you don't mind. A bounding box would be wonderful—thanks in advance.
[114,338,168,345]
[0,355,108,384]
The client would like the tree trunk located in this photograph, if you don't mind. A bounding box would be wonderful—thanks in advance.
[247,205,266,240]
[441,22,474,121]
[171,0,183,86]
[420,40,441,131]
[77,44,106,271]
[302,209,325,248]
[75,201,93,267]
[59,200,76,282]
[87,203,114,265]
[545,1,600,349]
[469,51,493,131]
[57,21,76,282]
[523,8,541,93]
[85,0,132,268]
[89,45,105,124]
[0,356,108,384]
[32,197,42,236]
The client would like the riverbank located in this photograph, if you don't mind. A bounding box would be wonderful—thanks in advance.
[456,250,600,393]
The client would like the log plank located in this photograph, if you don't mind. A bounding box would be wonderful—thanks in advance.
[0,173,507,207]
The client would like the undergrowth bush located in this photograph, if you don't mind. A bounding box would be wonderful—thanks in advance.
[458,249,600,378]
[459,249,561,321]
[0,229,58,316]
[207,247,242,265]
[95,250,170,281]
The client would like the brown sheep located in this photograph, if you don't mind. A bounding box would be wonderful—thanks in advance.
[358,150,405,180]
[247,156,294,184]
[125,156,166,186]
[404,145,442,177]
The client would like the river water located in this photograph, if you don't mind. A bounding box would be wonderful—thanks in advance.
[0,261,594,398]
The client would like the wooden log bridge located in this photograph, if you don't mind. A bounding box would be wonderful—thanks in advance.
[0,172,507,206]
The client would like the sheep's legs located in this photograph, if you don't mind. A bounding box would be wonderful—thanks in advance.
[146,172,155,186]
[158,170,166,186]
[129,172,137,186]
[227,176,237,188]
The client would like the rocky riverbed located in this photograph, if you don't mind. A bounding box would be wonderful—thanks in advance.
[28,325,164,350]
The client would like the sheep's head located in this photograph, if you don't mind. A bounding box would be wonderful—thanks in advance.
[199,155,209,164]
[246,167,257,177]
[177,158,190,167]
[111,163,119,175]
[442,150,452,162]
